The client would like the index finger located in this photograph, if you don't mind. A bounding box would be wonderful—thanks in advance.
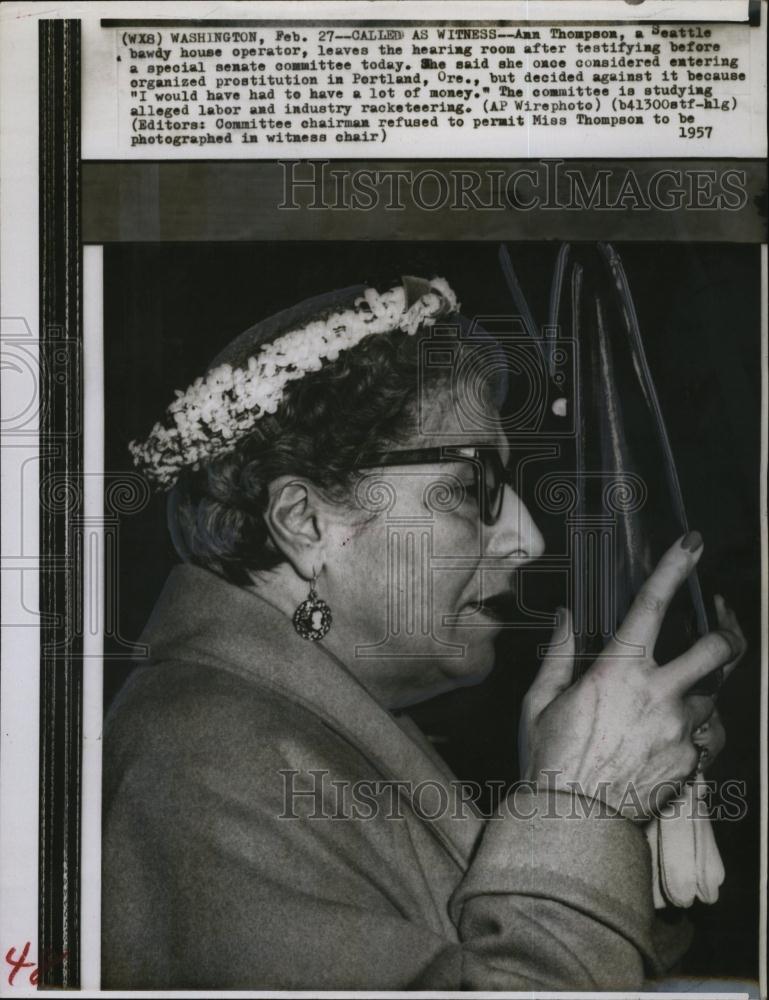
[613,532,704,655]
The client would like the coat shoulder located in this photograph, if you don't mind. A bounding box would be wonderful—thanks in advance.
[104,657,367,804]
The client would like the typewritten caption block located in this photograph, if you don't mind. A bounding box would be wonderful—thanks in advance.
[116,23,754,156]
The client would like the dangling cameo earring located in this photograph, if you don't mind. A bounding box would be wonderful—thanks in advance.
[293,569,332,641]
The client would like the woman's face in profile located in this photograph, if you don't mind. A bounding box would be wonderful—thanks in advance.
[322,390,546,707]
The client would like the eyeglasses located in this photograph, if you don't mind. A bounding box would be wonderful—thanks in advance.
[352,446,513,526]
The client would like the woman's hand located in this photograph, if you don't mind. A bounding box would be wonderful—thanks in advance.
[519,535,746,820]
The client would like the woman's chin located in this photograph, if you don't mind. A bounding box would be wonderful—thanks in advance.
[433,636,496,688]
[386,646,495,709]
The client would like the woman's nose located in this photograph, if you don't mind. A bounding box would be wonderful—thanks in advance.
[485,485,545,563]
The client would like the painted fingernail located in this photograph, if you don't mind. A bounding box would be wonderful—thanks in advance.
[681,530,703,552]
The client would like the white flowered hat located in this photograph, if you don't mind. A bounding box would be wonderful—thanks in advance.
[129,277,460,489]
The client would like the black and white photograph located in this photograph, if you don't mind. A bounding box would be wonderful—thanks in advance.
[99,240,762,991]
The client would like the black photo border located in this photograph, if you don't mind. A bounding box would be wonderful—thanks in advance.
[38,18,82,989]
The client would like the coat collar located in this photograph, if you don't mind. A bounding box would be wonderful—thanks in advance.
[141,564,484,867]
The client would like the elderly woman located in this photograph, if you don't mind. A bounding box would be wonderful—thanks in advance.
[102,277,742,990]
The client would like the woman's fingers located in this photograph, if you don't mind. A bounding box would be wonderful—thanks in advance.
[661,628,742,699]
[714,594,747,680]
[525,608,575,715]
[613,532,704,654]
[691,707,726,768]
[684,692,718,731]
[519,609,575,775]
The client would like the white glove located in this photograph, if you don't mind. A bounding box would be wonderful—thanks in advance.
[645,767,725,909]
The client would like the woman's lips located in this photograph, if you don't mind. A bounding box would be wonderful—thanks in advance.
[480,594,516,622]
[459,589,517,622]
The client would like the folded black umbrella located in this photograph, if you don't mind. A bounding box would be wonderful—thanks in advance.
[500,242,719,694]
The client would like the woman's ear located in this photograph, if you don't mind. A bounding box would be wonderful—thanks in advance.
[263,477,325,578]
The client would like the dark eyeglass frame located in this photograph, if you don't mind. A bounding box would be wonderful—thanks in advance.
[350,446,513,526]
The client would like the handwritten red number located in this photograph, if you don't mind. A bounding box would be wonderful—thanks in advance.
[4,943,68,986]
[5,942,34,987]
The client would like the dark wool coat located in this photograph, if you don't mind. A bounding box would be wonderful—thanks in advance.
[102,564,688,990]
